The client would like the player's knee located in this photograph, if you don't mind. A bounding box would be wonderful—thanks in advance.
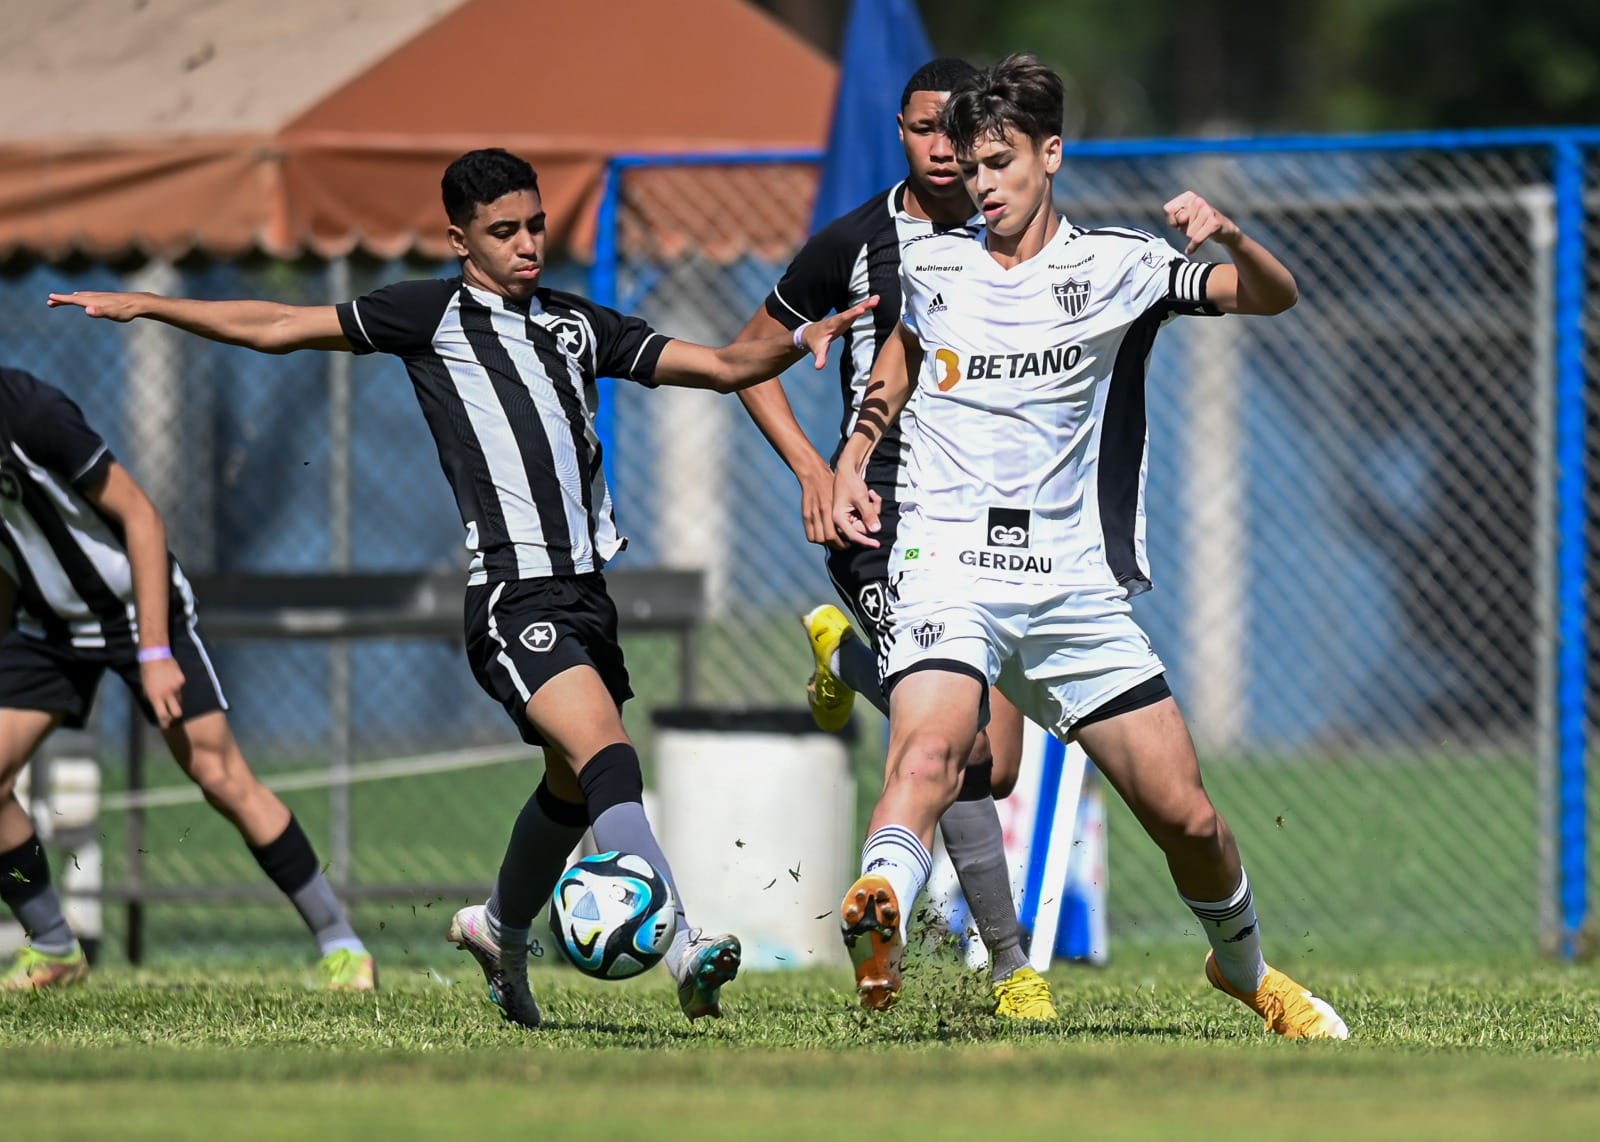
[888,732,965,804]
[187,748,257,807]
[1159,798,1223,854]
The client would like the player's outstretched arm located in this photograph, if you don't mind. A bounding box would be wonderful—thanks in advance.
[47,291,352,354]
[652,296,879,394]
[1163,191,1298,316]
[730,307,840,548]
[84,462,185,728]
[832,324,920,548]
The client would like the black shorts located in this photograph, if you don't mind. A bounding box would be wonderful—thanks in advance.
[464,573,633,747]
[825,500,899,649]
[0,622,229,730]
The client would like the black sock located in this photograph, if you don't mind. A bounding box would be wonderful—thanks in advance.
[248,817,362,956]
[578,743,688,935]
[0,834,75,953]
[489,778,589,937]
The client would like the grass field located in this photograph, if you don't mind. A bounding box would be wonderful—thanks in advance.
[4,952,1600,1140]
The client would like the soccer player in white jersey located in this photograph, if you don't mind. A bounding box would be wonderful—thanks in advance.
[829,56,1348,1039]
[732,58,1053,1020]
[49,148,873,1029]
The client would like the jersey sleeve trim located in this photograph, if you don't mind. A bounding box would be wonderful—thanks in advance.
[629,332,669,382]
[765,285,814,329]
[336,299,377,354]
[70,444,114,490]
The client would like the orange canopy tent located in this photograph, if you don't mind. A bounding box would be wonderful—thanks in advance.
[0,0,833,263]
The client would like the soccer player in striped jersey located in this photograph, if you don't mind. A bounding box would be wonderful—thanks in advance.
[50,148,872,1029]
[0,367,373,990]
[830,56,1348,1038]
[732,58,1052,1021]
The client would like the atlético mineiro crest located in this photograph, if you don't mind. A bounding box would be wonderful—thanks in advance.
[1053,278,1090,318]
[912,620,945,650]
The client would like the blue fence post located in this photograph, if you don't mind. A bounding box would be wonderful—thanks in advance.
[590,159,623,487]
[1553,138,1589,960]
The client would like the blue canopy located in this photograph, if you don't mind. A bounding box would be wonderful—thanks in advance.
[810,0,936,232]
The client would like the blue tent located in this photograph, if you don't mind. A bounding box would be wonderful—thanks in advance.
[810,0,936,233]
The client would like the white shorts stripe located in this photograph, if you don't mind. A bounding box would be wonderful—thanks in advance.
[485,582,531,703]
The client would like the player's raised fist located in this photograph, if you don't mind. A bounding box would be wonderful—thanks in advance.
[46,290,151,322]
[1163,191,1241,255]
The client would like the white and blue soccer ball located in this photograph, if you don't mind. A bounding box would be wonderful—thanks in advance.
[548,851,675,980]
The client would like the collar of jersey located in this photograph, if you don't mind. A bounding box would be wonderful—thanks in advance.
[463,281,545,316]
[975,213,1076,276]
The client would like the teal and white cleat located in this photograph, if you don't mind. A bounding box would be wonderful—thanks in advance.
[675,930,742,1022]
[448,904,541,1029]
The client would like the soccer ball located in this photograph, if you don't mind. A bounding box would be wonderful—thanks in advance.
[548,851,676,980]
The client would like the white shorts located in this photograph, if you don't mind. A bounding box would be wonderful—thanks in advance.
[879,571,1165,737]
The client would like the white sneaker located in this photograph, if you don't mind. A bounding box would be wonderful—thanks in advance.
[447,904,541,1029]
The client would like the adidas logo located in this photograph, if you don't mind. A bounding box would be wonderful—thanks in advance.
[926,292,947,315]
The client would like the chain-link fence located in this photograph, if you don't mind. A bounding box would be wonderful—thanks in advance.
[596,134,1599,963]
[0,129,1594,968]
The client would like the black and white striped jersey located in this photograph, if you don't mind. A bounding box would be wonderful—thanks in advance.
[764,182,978,503]
[0,367,197,650]
[337,279,668,585]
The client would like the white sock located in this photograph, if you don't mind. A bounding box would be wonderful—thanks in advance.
[860,825,932,940]
[1181,869,1267,992]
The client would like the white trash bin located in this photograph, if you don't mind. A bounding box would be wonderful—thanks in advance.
[652,708,854,969]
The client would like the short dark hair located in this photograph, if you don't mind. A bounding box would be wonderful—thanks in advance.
[441,149,540,227]
[940,53,1065,157]
[900,57,978,109]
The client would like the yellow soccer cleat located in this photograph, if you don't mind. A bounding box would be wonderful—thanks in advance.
[801,604,856,733]
[1205,952,1349,1040]
[319,948,378,992]
[1,943,89,991]
[840,873,904,1011]
[993,966,1058,1020]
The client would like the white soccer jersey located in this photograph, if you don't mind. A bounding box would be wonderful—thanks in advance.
[893,218,1218,596]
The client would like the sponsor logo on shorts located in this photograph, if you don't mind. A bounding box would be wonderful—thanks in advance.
[1142,247,1167,269]
[519,622,558,653]
[912,620,945,649]
[857,581,886,625]
[925,291,947,315]
[987,507,1031,548]
[959,550,1055,574]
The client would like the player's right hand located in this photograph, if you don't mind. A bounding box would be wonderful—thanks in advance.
[45,290,151,321]
[831,464,882,549]
[799,294,880,368]
[797,464,845,549]
[140,658,186,730]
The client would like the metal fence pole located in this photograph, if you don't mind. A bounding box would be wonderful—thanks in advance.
[1523,183,1560,953]
[1552,139,1589,960]
[590,161,622,490]
[327,257,354,889]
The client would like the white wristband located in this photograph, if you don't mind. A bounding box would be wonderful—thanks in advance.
[137,645,173,664]
[792,322,812,349]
